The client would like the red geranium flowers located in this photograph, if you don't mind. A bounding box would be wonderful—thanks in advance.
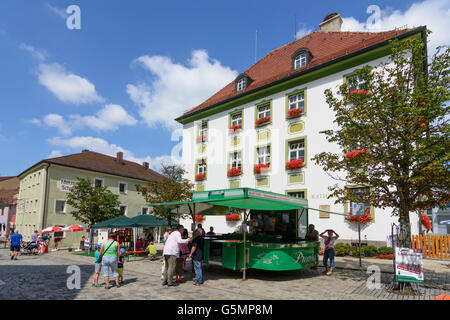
[195,173,206,181]
[287,108,302,119]
[254,163,270,174]
[255,116,271,126]
[345,149,368,160]
[226,214,241,221]
[346,209,373,225]
[227,167,241,177]
[285,159,304,170]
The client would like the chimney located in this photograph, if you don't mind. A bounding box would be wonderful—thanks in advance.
[319,13,343,32]
[116,152,123,163]
[143,162,149,169]
[82,149,89,153]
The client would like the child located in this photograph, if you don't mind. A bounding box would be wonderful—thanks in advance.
[146,241,157,260]
[92,244,102,287]
[118,248,126,284]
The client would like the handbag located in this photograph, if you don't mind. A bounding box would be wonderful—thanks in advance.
[97,240,115,263]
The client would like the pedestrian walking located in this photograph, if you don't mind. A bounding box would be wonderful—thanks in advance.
[92,244,102,287]
[162,225,191,287]
[320,229,339,276]
[100,232,120,289]
[189,230,204,286]
[161,227,172,280]
[118,248,126,284]
[8,230,23,260]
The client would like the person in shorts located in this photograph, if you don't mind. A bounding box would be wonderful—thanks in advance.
[92,244,102,287]
[118,248,126,284]
[8,230,23,260]
[100,232,120,289]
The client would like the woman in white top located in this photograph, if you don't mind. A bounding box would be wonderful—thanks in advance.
[320,229,339,276]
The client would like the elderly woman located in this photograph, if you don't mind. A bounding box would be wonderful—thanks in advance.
[100,232,120,289]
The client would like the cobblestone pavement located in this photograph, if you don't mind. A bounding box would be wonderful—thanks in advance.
[0,248,448,300]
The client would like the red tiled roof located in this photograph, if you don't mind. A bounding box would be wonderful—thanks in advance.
[40,150,165,182]
[179,28,419,120]
[0,176,15,181]
[0,188,19,204]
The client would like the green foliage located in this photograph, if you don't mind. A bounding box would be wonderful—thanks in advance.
[66,178,121,227]
[362,245,379,257]
[378,246,393,255]
[136,164,194,226]
[350,246,360,257]
[334,243,351,256]
[312,34,450,248]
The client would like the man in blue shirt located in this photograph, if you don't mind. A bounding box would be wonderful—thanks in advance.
[8,230,23,260]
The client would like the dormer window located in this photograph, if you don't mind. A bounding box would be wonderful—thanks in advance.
[292,48,312,70]
[235,74,251,92]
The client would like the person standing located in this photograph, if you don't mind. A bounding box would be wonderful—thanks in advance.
[320,229,339,276]
[100,232,120,289]
[92,244,102,287]
[8,230,23,260]
[189,230,204,286]
[161,227,172,280]
[305,224,319,241]
[206,227,215,236]
[196,224,205,237]
[162,225,191,287]
[31,230,38,254]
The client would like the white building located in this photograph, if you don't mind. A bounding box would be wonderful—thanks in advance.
[178,14,425,244]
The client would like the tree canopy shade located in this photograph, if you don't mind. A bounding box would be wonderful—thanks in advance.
[312,33,450,248]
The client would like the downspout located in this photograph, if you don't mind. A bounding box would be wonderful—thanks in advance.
[41,163,50,230]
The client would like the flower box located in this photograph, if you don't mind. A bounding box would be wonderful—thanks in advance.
[345,209,372,225]
[255,116,271,126]
[253,163,270,174]
[194,215,204,222]
[350,89,370,96]
[345,149,368,160]
[285,159,303,170]
[377,254,393,259]
[286,108,302,119]
[227,167,241,177]
[196,135,206,143]
[229,124,242,134]
[226,214,241,222]
[195,173,206,181]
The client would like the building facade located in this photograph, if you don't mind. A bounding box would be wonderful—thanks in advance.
[15,150,164,247]
[178,14,425,244]
[0,176,19,238]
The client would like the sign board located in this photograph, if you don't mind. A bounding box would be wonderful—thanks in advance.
[351,203,365,216]
[395,247,424,283]
[57,179,78,192]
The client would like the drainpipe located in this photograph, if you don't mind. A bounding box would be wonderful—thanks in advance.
[41,164,50,230]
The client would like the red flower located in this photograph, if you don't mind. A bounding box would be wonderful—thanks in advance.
[421,213,432,230]
[286,159,304,170]
[255,116,271,126]
[195,215,204,222]
[195,173,206,181]
[229,124,242,132]
[420,123,427,131]
[227,167,241,177]
[345,149,368,160]
[226,214,241,221]
[350,89,370,96]
[287,108,302,118]
[254,163,270,174]
[346,209,372,225]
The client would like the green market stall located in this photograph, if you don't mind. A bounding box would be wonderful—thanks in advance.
[147,188,319,280]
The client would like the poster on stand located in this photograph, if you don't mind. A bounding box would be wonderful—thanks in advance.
[395,247,424,283]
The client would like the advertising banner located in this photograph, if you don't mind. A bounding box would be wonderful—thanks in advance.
[395,247,424,283]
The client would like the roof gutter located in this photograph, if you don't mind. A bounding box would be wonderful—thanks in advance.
[176,26,426,123]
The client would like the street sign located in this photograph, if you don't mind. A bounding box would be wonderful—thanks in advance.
[351,203,365,216]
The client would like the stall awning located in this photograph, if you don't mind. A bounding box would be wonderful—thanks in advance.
[147,188,308,213]
[113,214,169,228]
[91,215,131,229]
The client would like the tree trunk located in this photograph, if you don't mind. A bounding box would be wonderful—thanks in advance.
[398,208,412,248]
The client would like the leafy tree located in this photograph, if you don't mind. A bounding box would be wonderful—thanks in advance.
[312,35,449,250]
[66,178,122,250]
[136,164,194,226]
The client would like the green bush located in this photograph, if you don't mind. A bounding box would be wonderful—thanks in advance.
[378,246,393,255]
[350,246,360,257]
[334,243,351,256]
[362,245,379,257]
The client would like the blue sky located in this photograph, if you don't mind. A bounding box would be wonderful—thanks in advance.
[0,0,448,176]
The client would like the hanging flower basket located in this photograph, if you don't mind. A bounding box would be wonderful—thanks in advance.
[345,149,368,160]
[227,167,241,177]
[195,173,206,181]
[255,116,271,126]
[194,215,204,222]
[196,135,206,143]
[229,124,242,133]
[286,108,302,119]
[285,159,304,170]
[421,213,432,230]
[226,214,241,221]
[345,209,373,225]
[253,163,270,174]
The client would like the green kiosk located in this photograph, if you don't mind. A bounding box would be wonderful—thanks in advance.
[148,188,319,280]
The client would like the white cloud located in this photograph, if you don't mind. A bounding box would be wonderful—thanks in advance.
[19,43,47,62]
[340,0,450,54]
[296,26,313,40]
[35,104,137,135]
[46,3,67,19]
[47,150,63,158]
[26,118,42,126]
[127,49,238,129]
[38,63,104,104]
[47,136,178,171]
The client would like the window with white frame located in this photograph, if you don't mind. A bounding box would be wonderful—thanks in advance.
[257,146,270,165]
[197,160,206,175]
[231,112,242,126]
[236,78,246,91]
[55,200,66,213]
[289,140,305,161]
[257,104,271,119]
[347,73,368,92]
[294,53,307,70]
[288,191,305,199]
[288,92,305,113]
[230,152,242,169]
